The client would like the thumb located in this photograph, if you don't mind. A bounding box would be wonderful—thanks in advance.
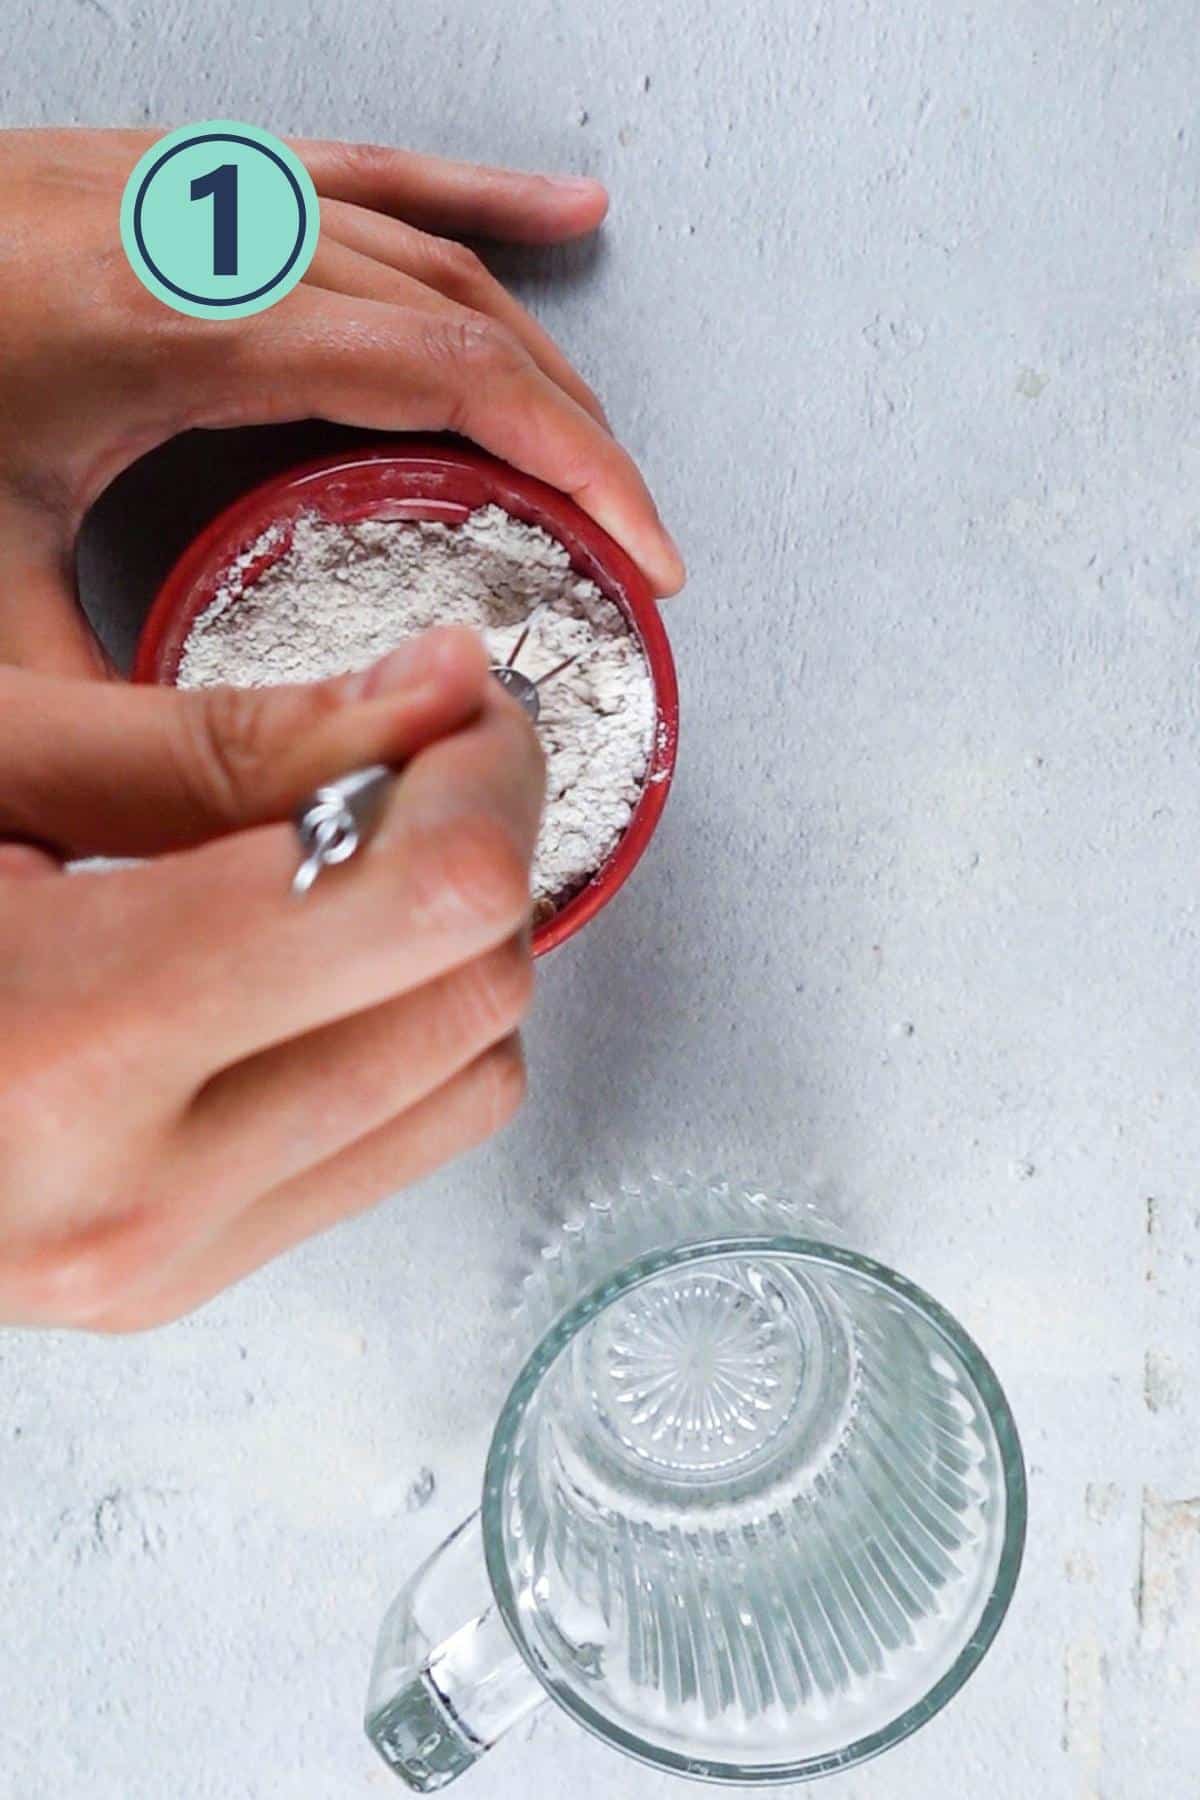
[0,626,489,858]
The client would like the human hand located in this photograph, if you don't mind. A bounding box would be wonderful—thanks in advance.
[0,127,683,676]
[0,627,542,1331]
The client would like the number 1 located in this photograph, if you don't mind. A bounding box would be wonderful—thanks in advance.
[190,163,239,277]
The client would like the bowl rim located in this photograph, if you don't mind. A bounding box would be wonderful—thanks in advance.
[134,438,678,955]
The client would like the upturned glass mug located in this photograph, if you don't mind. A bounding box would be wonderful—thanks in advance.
[366,1175,1026,1789]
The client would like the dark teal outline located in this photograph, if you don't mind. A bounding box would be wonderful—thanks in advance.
[132,131,307,307]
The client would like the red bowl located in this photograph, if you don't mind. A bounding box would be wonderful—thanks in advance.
[134,440,678,955]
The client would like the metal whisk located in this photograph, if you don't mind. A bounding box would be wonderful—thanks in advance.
[292,613,590,897]
[488,608,584,723]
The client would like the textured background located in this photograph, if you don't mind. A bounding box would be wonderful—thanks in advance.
[3,2,1199,1796]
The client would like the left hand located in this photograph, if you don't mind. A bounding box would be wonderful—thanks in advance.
[0,128,684,677]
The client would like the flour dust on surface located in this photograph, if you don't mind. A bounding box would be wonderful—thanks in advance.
[178,506,657,915]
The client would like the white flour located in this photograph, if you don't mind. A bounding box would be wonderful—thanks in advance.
[178,506,656,914]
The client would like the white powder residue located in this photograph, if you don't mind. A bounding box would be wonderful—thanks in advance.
[178,506,656,914]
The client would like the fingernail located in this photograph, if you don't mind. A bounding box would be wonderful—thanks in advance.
[660,524,687,585]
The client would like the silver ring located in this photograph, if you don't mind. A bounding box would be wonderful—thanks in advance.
[292,764,392,897]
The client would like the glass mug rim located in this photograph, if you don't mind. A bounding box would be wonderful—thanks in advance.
[482,1231,1028,1785]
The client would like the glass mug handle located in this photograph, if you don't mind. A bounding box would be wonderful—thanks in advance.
[365,1511,545,1791]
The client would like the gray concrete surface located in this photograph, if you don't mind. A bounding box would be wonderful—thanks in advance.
[3,1,1199,1796]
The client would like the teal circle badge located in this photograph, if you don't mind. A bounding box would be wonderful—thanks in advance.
[120,121,319,318]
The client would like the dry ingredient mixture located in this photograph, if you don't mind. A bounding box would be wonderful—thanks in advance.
[178,506,657,916]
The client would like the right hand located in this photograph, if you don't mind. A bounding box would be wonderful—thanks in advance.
[0,627,543,1332]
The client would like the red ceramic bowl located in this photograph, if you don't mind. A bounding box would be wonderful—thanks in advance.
[134,441,678,955]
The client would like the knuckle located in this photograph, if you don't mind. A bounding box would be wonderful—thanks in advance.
[181,686,276,824]
[424,314,528,381]
[479,1034,527,1132]
[415,810,531,934]
[556,441,605,500]
[338,139,397,185]
[454,939,535,1046]
[428,238,487,299]
[3,1231,131,1328]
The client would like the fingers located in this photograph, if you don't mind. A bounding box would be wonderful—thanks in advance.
[451,348,684,594]
[311,206,609,426]
[103,131,608,244]
[293,138,608,244]
[179,932,532,1194]
[224,287,684,594]
[90,1039,526,1334]
[113,680,544,1074]
[0,626,490,856]
[0,685,540,1329]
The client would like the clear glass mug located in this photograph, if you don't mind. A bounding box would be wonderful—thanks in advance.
[366,1175,1026,1789]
